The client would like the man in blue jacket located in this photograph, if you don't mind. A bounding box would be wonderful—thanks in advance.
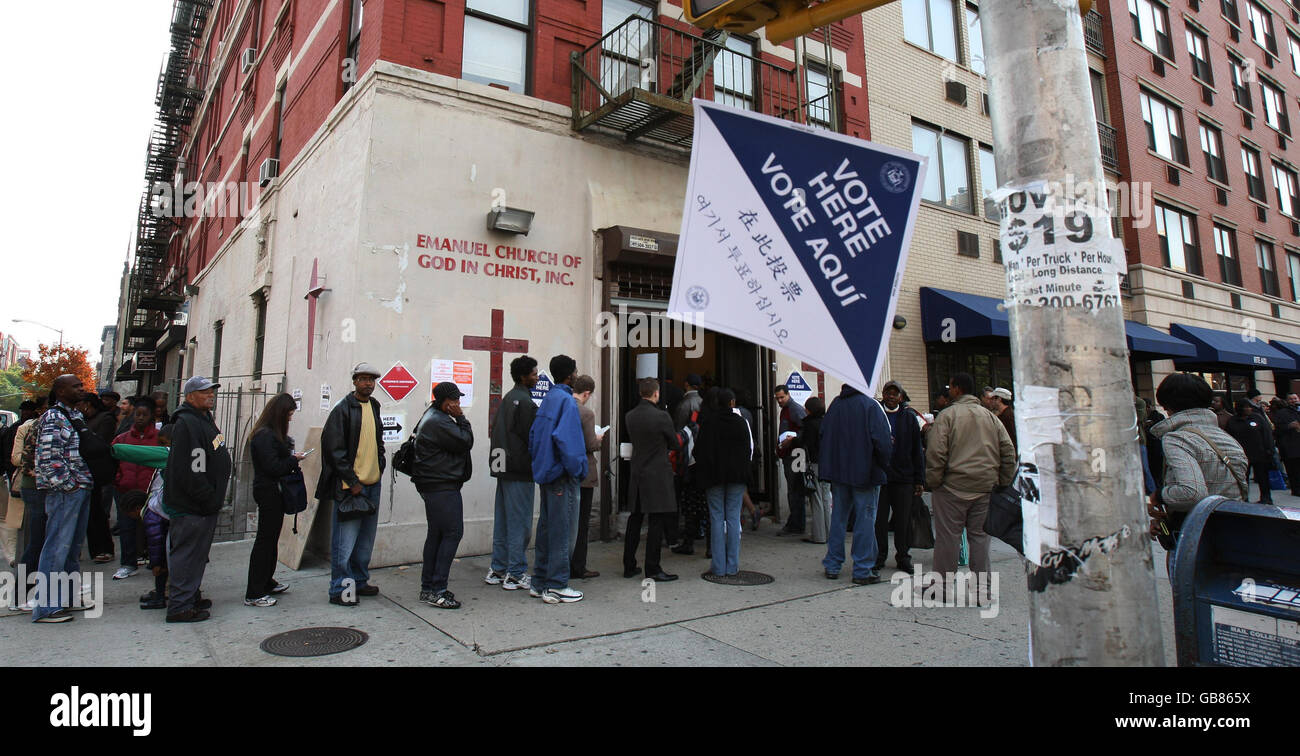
[528,355,588,604]
[819,383,893,584]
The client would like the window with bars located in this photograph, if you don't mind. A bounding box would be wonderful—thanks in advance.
[913,122,972,213]
[1155,203,1202,274]
[1187,27,1214,83]
[1129,0,1173,58]
[1257,238,1281,296]
[1243,143,1267,199]
[1273,161,1300,217]
[714,36,757,111]
[1141,90,1188,164]
[600,0,654,100]
[1214,224,1243,286]
[805,64,833,129]
[1201,122,1228,182]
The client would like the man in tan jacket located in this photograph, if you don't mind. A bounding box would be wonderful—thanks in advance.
[924,373,1016,590]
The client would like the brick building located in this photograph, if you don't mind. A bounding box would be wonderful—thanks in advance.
[1100,0,1300,400]
[114,0,869,554]
[0,332,20,372]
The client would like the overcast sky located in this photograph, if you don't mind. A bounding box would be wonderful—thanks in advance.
[0,2,173,360]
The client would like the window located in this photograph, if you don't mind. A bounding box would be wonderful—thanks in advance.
[912,122,972,212]
[1140,90,1187,163]
[714,37,756,110]
[1222,0,1240,26]
[1231,54,1254,110]
[1247,2,1277,55]
[1273,162,1299,216]
[1214,224,1243,286]
[903,0,958,61]
[1288,251,1300,301]
[212,320,223,384]
[252,293,267,381]
[273,82,286,161]
[979,145,999,220]
[1258,239,1280,296]
[1090,70,1109,124]
[463,0,530,93]
[805,65,833,128]
[1186,26,1214,84]
[1290,34,1300,76]
[600,0,654,99]
[1128,0,1173,58]
[1155,203,1202,274]
[965,4,985,75]
[1200,122,1228,183]
[342,0,362,93]
[1261,78,1290,133]
[1242,143,1267,199]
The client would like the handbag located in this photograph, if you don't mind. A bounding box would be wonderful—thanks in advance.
[801,469,818,491]
[985,484,1025,555]
[336,491,377,520]
[909,494,935,550]
[1268,468,1288,491]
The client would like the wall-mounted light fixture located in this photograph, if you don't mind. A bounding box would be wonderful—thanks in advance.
[487,206,535,235]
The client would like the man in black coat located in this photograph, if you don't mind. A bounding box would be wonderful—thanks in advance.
[875,381,924,572]
[487,356,539,590]
[1226,399,1275,504]
[163,376,232,622]
[316,363,386,606]
[623,378,680,582]
[411,382,474,608]
[1277,394,1300,495]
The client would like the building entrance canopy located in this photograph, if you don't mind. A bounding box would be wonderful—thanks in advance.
[1171,324,1297,372]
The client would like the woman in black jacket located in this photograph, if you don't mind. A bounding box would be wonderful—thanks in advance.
[693,388,753,577]
[411,382,474,608]
[1225,399,1275,504]
[245,393,304,606]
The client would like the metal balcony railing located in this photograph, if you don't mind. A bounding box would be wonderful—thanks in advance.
[1098,121,1119,173]
[1084,10,1105,56]
[572,17,823,147]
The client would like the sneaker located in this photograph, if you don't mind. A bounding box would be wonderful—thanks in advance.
[484,569,506,585]
[541,587,584,604]
[35,609,75,623]
[137,556,150,566]
[528,584,544,598]
[502,574,531,591]
[13,598,38,612]
[421,590,461,609]
[113,566,137,580]
[269,582,290,594]
[244,595,277,607]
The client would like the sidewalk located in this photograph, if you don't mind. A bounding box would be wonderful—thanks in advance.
[5,487,1292,666]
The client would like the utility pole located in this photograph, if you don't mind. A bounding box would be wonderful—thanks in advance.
[980,0,1165,665]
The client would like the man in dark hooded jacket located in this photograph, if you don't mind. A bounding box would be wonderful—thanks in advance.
[819,384,893,584]
[875,380,923,572]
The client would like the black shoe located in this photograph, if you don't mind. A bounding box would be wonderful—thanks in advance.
[646,571,678,582]
[165,609,210,623]
[356,584,380,596]
[329,595,359,607]
[825,570,839,580]
[140,596,167,610]
[852,572,882,586]
[623,566,642,578]
[194,598,213,611]
[671,544,695,555]
[896,558,914,572]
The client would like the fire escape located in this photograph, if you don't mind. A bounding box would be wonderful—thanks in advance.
[121,0,211,367]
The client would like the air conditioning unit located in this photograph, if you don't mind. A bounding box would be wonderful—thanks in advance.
[258,158,279,187]
[240,48,257,74]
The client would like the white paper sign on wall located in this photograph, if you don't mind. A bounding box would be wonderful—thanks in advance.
[431,359,474,408]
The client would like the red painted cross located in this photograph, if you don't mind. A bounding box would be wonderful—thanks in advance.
[801,362,826,401]
[463,308,529,428]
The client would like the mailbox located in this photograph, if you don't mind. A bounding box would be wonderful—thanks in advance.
[1172,496,1300,666]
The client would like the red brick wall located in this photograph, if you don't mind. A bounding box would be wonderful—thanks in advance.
[1100,0,1300,298]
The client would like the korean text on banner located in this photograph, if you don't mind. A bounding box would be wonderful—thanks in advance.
[667,100,927,395]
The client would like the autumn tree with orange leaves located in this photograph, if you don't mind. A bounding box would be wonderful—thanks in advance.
[21,344,97,400]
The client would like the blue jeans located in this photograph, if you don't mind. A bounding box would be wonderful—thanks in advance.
[20,488,48,576]
[823,483,880,579]
[1139,445,1156,496]
[533,477,579,591]
[490,480,535,577]
[707,484,745,576]
[32,487,91,620]
[329,482,380,597]
[114,488,140,568]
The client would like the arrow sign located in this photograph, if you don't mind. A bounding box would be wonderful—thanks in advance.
[381,413,406,443]
[378,361,420,402]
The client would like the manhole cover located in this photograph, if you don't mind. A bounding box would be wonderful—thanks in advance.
[701,571,774,586]
[260,627,369,657]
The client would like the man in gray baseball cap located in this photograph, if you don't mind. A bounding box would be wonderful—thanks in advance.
[162,376,230,622]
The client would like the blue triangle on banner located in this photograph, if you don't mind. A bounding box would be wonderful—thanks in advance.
[700,105,922,390]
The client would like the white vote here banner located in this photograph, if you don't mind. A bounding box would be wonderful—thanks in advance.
[668,101,927,395]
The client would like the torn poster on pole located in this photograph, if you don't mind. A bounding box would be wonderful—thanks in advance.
[667,100,927,395]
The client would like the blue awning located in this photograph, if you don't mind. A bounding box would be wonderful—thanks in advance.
[1269,340,1300,371]
[1125,321,1197,360]
[919,287,1008,342]
[1170,323,1297,370]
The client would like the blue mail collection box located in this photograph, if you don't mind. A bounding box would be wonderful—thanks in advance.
[1172,496,1300,666]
